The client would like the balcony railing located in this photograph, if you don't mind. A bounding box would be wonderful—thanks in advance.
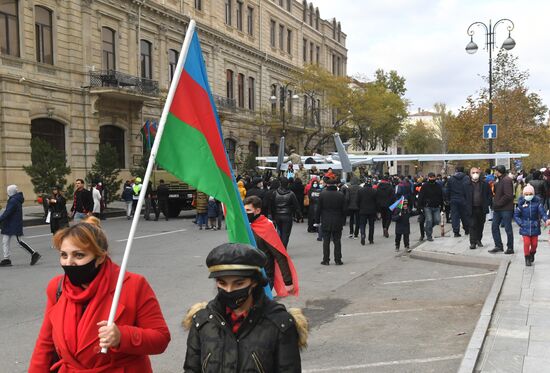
[214,95,236,111]
[89,70,159,97]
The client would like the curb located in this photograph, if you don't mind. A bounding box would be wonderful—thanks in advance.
[23,209,127,227]
[410,249,501,270]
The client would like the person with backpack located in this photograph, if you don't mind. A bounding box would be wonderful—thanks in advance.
[514,185,550,266]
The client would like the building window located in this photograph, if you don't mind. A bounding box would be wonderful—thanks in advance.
[269,142,278,156]
[1,0,20,57]
[303,95,309,124]
[287,90,293,114]
[309,42,313,63]
[236,1,243,31]
[286,0,291,11]
[271,84,277,114]
[140,39,152,79]
[237,73,244,108]
[337,22,341,42]
[278,0,284,6]
[225,0,232,25]
[247,6,254,36]
[168,49,179,82]
[248,76,255,110]
[337,56,341,76]
[226,69,234,100]
[248,141,259,158]
[224,138,236,168]
[332,19,336,39]
[194,0,202,11]
[302,0,307,22]
[309,4,313,26]
[31,118,65,155]
[279,86,285,113]
[279,24,285,50]
[302,38,307,62]
[397,147,402,154]
[332,54,336,75]
[270,20,276,47]
[100,125,125,168]
[102,27,116,71]
[316,45,320,64]
[316,99,321,123]
[315,8,319,30]
[35,6,53,64]
[286,29,292,54]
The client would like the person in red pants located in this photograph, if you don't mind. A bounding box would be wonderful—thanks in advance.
[513,185,550,266]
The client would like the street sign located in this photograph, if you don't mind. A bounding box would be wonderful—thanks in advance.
[483,124,497,139]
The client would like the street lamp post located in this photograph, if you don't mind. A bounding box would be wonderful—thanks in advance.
[465,19,516,157]
[270,83,299,137]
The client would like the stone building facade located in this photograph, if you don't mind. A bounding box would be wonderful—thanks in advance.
[0,0,347,203]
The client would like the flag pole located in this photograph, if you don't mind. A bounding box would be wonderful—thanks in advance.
[101,20,197,354]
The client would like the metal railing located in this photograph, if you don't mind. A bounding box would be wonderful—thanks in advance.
[213,95,236,111]
[89,70,159,96]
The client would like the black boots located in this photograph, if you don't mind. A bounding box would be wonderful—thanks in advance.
[525,256,532,266]
[530,252,536,263]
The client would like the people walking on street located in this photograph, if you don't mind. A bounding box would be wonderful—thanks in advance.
[446,167,471,237]
[271,177,301,249]
[290,177,305,223]
[357,179,378,245]
[47,185,69,235]
[307,179,323,233]
[392,198,418,252]
[295,163,309,184]
[417,172,444,242]
[131,177,143,217]
[244,196,298,296]
[317,178,347,265]
[144,183,159,221]
[514,184,550,266]
[207,197,219,230]
[466,167,492,249]
[91,181,102,219]
[376,176,395,238]
[0,185,41,266]
[195,191,209,230]
[29,217,170,372]
[71,179,93,222]
[489,165,515,254]
[414,177,426,241]
[183,243,306,372]
[121,180,134,220]
[343,177,361,239]
[156,179,170,221]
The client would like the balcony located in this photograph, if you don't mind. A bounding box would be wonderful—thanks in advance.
[89,70,159,101]
[214,95,236,112]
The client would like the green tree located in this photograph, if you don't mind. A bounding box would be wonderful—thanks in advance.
[86,144,122,204]
[401,120,441,154]
[23,138,71,195]
[432,102,454,154]
[374,69,407,97]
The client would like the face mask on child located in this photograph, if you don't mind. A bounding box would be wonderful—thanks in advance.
[524,195,534,202]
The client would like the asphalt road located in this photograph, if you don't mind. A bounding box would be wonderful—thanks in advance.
[0,215,494,372]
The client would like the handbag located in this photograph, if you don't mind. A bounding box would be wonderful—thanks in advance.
[45,211,51,224]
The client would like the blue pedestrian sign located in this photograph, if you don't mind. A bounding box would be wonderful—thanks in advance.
[483,124,497,139]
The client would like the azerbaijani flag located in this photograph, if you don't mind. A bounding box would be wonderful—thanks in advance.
[389,196,405,211]
[155,25,254,245]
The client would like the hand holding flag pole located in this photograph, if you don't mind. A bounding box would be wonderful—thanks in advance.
[100,20,198,354]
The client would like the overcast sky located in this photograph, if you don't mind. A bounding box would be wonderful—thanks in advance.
[314,0,549,116]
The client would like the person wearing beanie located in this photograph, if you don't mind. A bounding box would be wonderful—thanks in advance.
[513,184,550,266]
[183,243,307,372]
[0,185,41,266]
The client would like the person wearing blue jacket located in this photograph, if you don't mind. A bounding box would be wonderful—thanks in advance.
[514,184,550,266]
[0,185,41,266]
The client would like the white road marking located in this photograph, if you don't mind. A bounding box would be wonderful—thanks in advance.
[337,304,482,318]
[382,271,496,285]
[302,354,463,372]
[24,233,53,239]
[115,229,187,242]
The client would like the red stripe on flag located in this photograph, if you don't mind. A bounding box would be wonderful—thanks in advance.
[169,70,232,178]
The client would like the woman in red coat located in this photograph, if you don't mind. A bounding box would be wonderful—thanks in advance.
[29,217,170,372]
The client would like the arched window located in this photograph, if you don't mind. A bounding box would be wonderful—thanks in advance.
[31,118,65,154]
[269,143,278,156]
[271,84,277,114]
[35,6,53,64]
[224,138,236,168]
[100,125,125,168]
[102,27,116,71]
[140,39,152,79]
[302,0,307,22]
[248,141,258,158]
[168,49,179,82]
[237,73,244,108]
[309,4,313,26]
[1,0,20,57]
[226,69,234,99]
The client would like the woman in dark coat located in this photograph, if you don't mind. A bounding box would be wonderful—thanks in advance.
[307,180,323,232]
[48,185,69,234]
[289,178,305,222]
[183,243,307,373]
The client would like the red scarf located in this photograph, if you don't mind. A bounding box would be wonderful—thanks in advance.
[251,215,299,297]
[62,257,115,354]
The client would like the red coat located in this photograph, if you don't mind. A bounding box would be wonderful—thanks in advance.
[29,264,170,373]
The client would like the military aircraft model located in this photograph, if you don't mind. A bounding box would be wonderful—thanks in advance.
[256,134,529,172]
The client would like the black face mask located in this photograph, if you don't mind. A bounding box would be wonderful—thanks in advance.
[62,259,101,286]
[217,285,253,310]
[247,212,261,223]
[429,179,436,183]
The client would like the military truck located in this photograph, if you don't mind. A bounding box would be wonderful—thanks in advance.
[150,169,196,218]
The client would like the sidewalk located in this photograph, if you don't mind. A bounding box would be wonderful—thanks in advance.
[412,223,550,373]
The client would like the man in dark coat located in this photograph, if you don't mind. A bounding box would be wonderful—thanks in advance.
[156,179,170,221]
[342,177,361,238]
[466,167,492,249]
[317,178,347,265]
[289,178,305,223]
[489,165,515,254]
[270,177,301,249]
[0,185,41,266]
[71,178,93,222]
[446,167,470,237]
[417,172,444,242]
[357,180,378,245]
[376,176,395,238]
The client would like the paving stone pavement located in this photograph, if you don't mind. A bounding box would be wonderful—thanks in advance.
[413,220,550,373]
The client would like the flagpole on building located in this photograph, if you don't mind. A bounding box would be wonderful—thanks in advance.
[101,19,197,354]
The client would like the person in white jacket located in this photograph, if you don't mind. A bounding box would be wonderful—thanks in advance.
[91,182,102,218]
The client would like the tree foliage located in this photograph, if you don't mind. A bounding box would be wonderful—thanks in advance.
[448,50,549,169]
[86,144,122,204]
[432,102,454,154]
[401,120,441,154]
[23,138,71,195]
